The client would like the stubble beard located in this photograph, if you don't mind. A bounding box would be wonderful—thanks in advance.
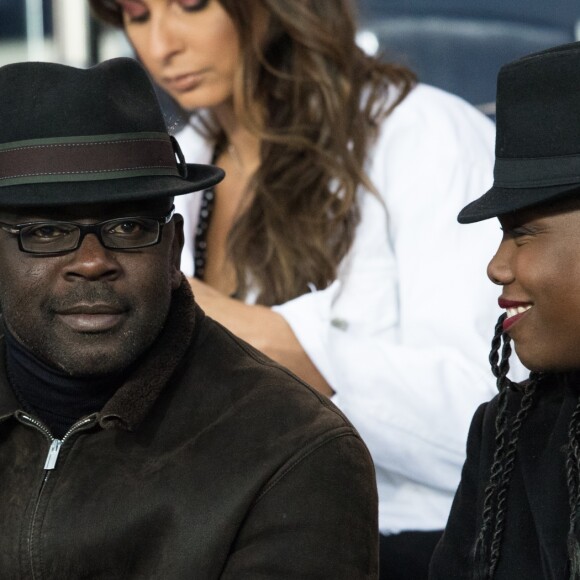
[0,281,172,378]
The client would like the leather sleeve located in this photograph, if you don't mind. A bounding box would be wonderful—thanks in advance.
[220,431,379,579]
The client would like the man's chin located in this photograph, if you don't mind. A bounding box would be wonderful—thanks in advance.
[40,348,139,378]
[24,330,149,378]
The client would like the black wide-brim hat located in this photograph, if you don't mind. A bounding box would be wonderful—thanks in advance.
[0,57,224,206]
[458,41,580,224]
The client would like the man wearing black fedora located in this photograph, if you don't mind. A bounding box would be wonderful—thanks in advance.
[429,42,580,579]
[0,57,378,578]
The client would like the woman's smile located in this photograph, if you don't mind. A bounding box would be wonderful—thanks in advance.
[498,298,533,331]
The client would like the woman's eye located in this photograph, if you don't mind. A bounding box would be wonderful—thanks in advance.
[500,225,536,241]
[116,0,149,22]
[512,227,534,237]
[177,0,210,13]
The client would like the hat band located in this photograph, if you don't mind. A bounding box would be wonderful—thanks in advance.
[0,132,180,187]
[494,154,580,188]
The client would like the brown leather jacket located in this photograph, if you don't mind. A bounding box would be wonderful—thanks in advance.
[0,281,378,579]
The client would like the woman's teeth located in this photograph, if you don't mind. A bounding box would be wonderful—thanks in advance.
[506,305,532,318]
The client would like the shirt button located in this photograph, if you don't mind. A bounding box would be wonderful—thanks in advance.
[331,318,349,330]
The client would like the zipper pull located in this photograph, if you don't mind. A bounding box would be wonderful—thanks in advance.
[44,439,62,470]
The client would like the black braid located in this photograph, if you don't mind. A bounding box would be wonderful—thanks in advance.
[473,385,509,580]
[474,315,512,579]
[473,314,537,579]
[487,381,537,576]
[488,314,504,383]
[489,313,516,393]
[566,396,580,579]
[474,318,508,579]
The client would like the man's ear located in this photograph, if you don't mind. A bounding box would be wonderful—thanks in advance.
[170,213,185,290]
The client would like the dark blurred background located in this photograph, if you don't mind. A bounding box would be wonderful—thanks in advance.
[2,0,580,116]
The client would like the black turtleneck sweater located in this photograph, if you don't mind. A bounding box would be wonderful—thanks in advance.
[4,327,124,438]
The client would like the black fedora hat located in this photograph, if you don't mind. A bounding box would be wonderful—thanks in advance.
[0,57,224,206]
[458,41,580,224]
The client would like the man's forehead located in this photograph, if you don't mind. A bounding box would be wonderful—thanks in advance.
[0,197,173,222]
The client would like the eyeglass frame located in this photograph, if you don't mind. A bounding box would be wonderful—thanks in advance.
[0,205,175,255]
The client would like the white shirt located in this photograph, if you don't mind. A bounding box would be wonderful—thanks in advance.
[175,84,506,535]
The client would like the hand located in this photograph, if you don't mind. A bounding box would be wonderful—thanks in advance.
[188,277,334,396]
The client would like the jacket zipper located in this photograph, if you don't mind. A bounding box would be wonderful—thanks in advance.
[19,414,94,470]
[18,414,95,579]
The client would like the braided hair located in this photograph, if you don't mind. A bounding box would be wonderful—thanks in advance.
[472,313,539,579]
[566,393,580,579]
[473,314,580,579]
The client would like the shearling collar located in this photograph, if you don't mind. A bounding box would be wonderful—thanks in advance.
[99,276,199,431]
[0,276,200,432]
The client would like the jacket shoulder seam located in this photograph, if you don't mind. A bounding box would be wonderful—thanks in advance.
[253,430,361,505]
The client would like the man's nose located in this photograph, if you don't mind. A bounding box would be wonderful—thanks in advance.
[62,233,121,282]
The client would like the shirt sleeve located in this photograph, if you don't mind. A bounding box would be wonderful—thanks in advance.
[273,85,506,492]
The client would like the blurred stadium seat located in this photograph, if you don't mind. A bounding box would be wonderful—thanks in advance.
[0,0,52,38]
[357,0,580,115]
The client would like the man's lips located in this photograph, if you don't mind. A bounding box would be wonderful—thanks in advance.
[498,298,533,331]
[55,304,127,333]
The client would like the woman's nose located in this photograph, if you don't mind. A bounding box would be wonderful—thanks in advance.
[148,13,184,63]
[487,238,515,286]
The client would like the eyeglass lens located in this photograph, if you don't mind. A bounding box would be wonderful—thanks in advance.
[19,218,161,253]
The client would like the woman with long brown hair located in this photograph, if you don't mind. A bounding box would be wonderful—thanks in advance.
[90,1,499,577]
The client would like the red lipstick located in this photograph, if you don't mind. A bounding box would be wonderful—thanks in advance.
[498,298,533,332]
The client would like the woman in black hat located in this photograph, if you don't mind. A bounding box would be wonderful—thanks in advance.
[89,1,500,578]
[429,41,580,580]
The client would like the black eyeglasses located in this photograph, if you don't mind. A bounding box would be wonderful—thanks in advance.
[0,206,175,255]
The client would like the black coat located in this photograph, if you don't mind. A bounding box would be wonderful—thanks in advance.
[430,376,579,579]
[0,281,379,579]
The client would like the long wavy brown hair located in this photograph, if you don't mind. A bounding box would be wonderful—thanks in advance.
[90,0,416,305]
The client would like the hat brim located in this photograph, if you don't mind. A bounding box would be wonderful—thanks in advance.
[0,163,224,207]
[458,182,580,224]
